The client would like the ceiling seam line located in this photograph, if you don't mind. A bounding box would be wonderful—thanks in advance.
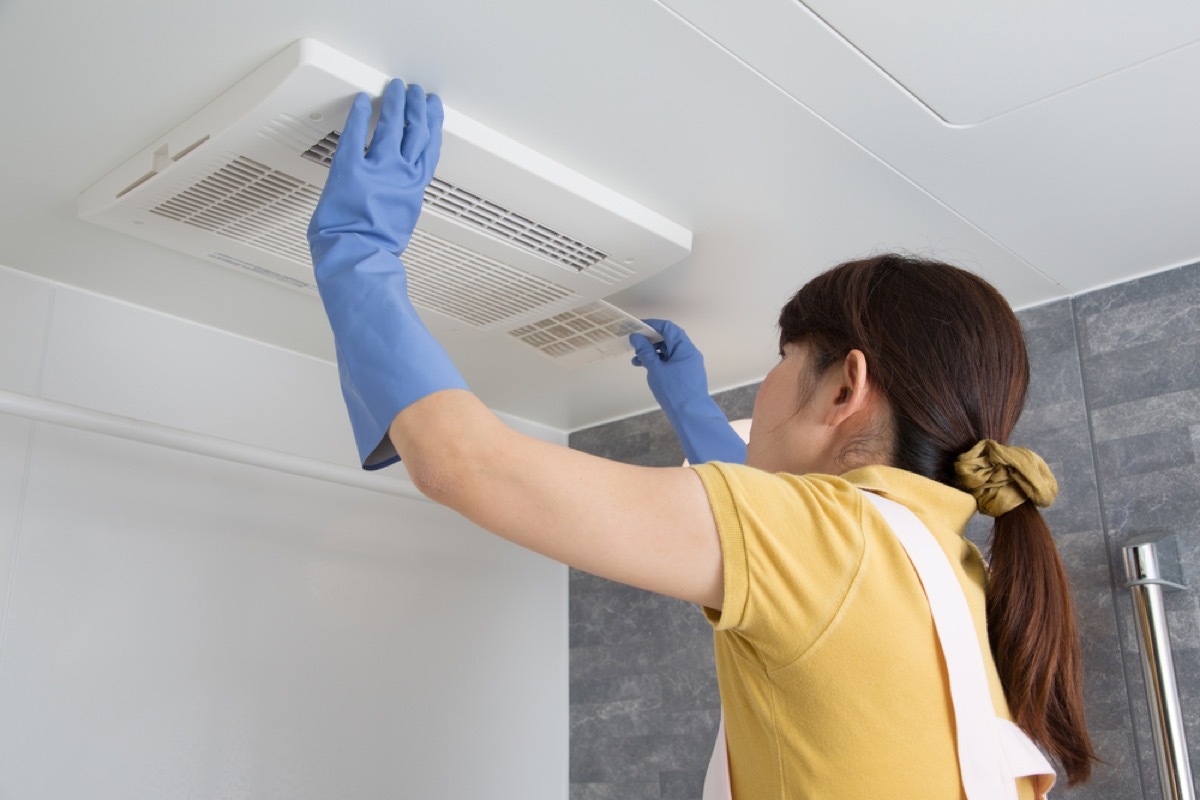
[652,0,1067,291]
[791,2,1200,127]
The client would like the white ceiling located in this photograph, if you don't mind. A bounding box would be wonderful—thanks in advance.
[1,0,1198,432]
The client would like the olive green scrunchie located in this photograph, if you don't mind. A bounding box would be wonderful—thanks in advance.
[954,439,1058,517]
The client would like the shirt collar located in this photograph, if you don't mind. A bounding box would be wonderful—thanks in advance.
[841,464,978,535]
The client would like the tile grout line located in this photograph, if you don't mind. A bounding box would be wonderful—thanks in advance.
[1071,295,1152,800]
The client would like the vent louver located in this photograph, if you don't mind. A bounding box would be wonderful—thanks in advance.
[507,301,659,369]
[423,177,607,271]
[149,158,577,329]
[300,132,339,166]
[304,130,608,271]
[150,156,318,266]
[79,38,688,366]
[404,231,576,328]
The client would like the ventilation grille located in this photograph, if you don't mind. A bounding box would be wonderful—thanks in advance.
[150,156,318,265]
[262,113,329,154]
[423,178,608,270]
[405,230,575,327]
[299,131,340,167]
[302,131,609,272]
[507,301,648,359]
[583,260,638,285]
[148,155,577,328]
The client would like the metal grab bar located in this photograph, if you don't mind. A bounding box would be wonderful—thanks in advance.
[0,388,425,501]
[1123,537,1195,800]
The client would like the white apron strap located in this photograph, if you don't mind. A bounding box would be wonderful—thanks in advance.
[699,491,1056,800]
[702,712,732,800]
[861,491,1056,799]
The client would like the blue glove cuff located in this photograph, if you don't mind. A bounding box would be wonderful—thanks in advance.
[315,236,468,469]
[668,394,747,466]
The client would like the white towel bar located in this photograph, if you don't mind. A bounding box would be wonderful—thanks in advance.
[0,388,426,502]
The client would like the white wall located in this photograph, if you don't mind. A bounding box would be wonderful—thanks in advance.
[0,265,568,799]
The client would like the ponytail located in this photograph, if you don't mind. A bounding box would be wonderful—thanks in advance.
[988,503,1095,784]
[954,439,1098,784]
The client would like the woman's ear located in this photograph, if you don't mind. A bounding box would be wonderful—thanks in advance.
[827,349,873,426]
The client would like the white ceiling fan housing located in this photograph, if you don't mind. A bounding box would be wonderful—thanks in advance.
[79,38,688,366]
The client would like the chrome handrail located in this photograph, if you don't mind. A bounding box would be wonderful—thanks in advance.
[1123,537,1195,800]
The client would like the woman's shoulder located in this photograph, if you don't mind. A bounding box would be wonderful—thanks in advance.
[693,462,977,539]
[690,461,871,526]
[694,461,929,501]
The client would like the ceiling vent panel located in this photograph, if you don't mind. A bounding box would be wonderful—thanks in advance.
[508,301,661,370]
[78,38,691,345]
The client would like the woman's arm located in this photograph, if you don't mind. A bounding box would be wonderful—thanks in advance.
[309,79,723,608]
[391,390,724,609]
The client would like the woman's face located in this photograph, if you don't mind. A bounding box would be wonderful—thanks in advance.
[746,342,833,475]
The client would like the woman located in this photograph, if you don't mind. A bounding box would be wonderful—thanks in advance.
[309,80,1096,798]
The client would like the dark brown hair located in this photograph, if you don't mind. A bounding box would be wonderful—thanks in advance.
[779,253,1096,784]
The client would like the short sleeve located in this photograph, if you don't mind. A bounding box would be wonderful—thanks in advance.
[690,462,869,669]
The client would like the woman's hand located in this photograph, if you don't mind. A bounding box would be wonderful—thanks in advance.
[307,79,468,469]
[631,319,746,465]
[309,79,442,259]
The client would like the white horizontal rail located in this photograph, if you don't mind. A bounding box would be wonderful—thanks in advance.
[0,389,427,502]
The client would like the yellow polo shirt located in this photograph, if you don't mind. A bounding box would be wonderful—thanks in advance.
[691,462,1036,800]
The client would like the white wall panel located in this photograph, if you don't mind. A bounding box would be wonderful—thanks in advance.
[39,287,357,468]
[0,418,32,639]
[0,275,568,799]
[0,266,54,395]
[0,267,51,670]
[0,424,566,799]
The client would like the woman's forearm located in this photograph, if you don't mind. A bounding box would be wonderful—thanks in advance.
[388,390,725,609]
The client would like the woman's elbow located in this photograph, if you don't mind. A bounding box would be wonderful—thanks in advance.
[406,456,467,505]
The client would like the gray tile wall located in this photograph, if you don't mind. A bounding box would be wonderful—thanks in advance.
[567,261,1199,799]
[989,299,1142,799]
[1075,261,1200,800]
[567,387,755,799]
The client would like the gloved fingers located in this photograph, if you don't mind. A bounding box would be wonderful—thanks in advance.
[640,318,692,361]
[369,79,408,159]
[399,82,431,163]
[332,93,372,173]
[641,318,671,334]
[629,333,663,367]
[422,92,445,177]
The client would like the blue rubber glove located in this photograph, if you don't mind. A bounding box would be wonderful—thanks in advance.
[308,79,468,470]
[629,319,746,465]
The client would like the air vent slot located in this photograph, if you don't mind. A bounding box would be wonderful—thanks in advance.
[582,260,637,285]
[423,178,608,270]
[405,230,576,327]
[300,132,340,166]
[507,300,655,368]
[303,131,609,272]
[172,135,210,162]
[150,156,319,265]
[149,156,576,328]
[207,251,315,291]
